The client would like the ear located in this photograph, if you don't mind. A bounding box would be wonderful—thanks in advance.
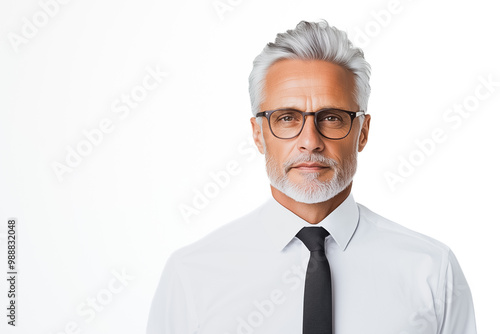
[357,114,371,152]
[250,117,265,154]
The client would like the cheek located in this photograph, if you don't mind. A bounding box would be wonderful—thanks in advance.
[325,141,357,162]
[267,144,289,164]
[264,134,293,158]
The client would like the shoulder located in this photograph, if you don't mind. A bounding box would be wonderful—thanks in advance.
[356,202,451,259]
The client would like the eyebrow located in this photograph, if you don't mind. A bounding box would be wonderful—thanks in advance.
[267,105,348,112]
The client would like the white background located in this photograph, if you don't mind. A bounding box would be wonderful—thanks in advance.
[1,0,499,333]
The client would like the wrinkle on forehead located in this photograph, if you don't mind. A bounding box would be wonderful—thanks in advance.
[262,59,358,112]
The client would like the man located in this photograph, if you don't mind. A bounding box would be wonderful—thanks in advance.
[147,20,477,333]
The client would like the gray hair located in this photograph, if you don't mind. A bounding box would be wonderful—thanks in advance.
[248,20,371,120]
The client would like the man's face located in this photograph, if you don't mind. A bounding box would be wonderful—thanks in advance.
[251,59,370,203]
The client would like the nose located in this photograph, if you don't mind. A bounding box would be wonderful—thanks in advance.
[296,115,325,152]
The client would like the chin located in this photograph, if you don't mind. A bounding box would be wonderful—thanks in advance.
[273,177,352,204]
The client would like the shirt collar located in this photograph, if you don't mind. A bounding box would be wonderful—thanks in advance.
[258,193,359,252]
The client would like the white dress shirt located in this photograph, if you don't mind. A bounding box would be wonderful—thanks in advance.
[147,194,477,334]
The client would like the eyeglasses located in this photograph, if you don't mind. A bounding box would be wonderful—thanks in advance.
[256,108,365,140]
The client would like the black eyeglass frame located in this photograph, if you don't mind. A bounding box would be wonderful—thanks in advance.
[255,108,365,140]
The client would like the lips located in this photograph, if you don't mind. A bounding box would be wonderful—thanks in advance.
[292,162,329,169]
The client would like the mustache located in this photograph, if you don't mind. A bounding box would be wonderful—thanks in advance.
[284,153,338,173]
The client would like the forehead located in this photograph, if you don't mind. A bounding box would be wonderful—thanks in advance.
[262,59,357,111]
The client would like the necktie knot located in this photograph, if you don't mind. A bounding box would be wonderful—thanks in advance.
[296,227,330,252]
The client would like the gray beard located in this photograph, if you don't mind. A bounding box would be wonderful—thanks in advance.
[265,151,357,204]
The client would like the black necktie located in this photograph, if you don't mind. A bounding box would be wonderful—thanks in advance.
[296,226,333,334]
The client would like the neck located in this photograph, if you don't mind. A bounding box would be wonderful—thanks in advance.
[270,183,352,224]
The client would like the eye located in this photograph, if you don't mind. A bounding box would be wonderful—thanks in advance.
[272,110,302,124]
[322,114,341,122]
[318,112,343,122]
[278,114,296,122]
